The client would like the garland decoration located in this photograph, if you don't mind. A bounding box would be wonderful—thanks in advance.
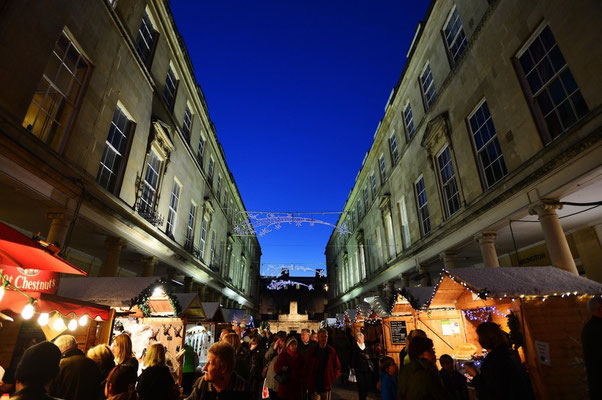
[507,311,524,350]
[130,278,182,317]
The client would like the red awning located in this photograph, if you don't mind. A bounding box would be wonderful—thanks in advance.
[0,222,86,275]
[1,290,111,320]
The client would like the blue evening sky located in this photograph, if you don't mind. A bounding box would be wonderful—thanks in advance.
[170,1,430,277]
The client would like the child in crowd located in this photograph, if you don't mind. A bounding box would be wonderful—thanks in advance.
[439,354,469,400]
[378,356,397,400]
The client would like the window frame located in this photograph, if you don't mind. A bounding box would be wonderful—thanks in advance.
[182,102,193,143]
[442,5,468,66]
[389,130,399,164]
[435,144,461,218]
[139,148,164,213]
[419,62,437,111]
[379,155,386,184]
[96,102,135,195]
[414,176,431,237]
[134,8,158,68]
[466,98,508,190]
[166,178,182,237]
[162,62,179,111]
[403,102,416,141]
[185,201,197,248]
[512,23,589,144]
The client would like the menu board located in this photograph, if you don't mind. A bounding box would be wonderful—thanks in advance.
[390,320,407,344]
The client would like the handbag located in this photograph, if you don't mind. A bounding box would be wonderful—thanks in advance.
[367,360,375,372]
[348,368,357,383]
[275,366,289,384]
[262,378,270,399]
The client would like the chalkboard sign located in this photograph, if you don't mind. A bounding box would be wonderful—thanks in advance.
[390,320,407,344]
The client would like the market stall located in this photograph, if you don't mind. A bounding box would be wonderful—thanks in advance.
[58,277,202,377]
[0,222,111,376]
[426,267,602,400]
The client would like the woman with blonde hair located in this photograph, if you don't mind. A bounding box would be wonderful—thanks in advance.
[224,332,250,379]
[87,344,116,398]
[112,333,139,372]
[136,343,179,400]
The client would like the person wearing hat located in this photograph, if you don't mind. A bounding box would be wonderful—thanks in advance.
[10,341,62,400]
[274,336,305,400]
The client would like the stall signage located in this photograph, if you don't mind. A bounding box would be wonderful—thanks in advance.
[441,320,461,336]
[0,266,58,294]
[534,340,551,366]
[390,320,407,344]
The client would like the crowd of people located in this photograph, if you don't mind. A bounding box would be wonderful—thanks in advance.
[4,297,602,399]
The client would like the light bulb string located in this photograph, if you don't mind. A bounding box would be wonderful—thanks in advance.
[1,274,35,302]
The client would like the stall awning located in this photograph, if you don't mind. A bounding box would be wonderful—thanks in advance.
[1,289,110,320]
[0,222,86,275]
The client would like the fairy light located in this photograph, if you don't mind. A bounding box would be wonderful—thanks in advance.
[38,313,50,326]
[78,315,88,326]
[21,303,34,320]
[53,317,65,331]
[0,282,5,302]
[68,319,77,331]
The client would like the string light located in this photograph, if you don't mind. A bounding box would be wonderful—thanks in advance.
[38,313,50,326]
[78,315,88,326]
[0,282,5,302]
[53,317,65,331]
[68,319,77,331]
[21,303,34,320]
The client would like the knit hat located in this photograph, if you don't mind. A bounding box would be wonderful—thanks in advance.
[285,337,297,349]
[15,341,62,385]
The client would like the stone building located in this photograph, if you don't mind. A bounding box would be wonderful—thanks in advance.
[0,0,260,310]
[325,0,602,312]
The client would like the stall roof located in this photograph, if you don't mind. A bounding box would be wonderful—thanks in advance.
[201,302,225,322]
[58,277,158,308]
[173,293,206,320]
[430,267,602,307]
[401,287,434,309]
[364,296,391,318]
[345,309,358,323]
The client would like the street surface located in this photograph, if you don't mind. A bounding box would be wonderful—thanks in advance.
[331,379,380,400]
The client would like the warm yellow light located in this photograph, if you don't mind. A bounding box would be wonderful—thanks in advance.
[68,319,77,331]
[53,318,65,331]
[21,304,34,320]
[0,285,4,302]
[38,313,50,326]
[78,315,88,326]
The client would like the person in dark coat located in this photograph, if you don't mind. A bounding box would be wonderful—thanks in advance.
[274,337,305,400]
[248,336,265,400]
[399,329,426,370]
[351,332,372,400]
[50,334,102,400]
[87,344,116,400]
[305,329,341,399]
[9,341,62,400]
[467,322,534,400]
[137,343,178,400]
[397,336,448,400]
[583,296,602,400]
[104,364,137,400]
[439,354,468,400]
[112,333,139,373]
[298,329,315,359]
[223,333,251,380]
[378,356,397,400]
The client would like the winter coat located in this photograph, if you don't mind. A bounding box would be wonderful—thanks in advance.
[263,346,280,391]
[137,365,176,400]
[439,369,468,400]
[10,386,62,400]
[380,371,397,400]
[185,372,251,400]
[50,347,102,400]
[304,345,341,394]
[397,358,448,400]
[234,346,251,380]
[297,341,315,359]
[351,343,372,373]
[274,350,305,400]
[582,315,602,400]
[471,346,535,400]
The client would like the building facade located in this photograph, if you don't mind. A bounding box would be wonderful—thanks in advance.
[0,0,260,309]
[326,0,602,312]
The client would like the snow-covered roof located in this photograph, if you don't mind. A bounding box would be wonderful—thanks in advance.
[447,267,602,298]
[201,302,223,321]
[400,287,434,309]
[364,296,391,317]
[345,309,358,322]
[57,277,159,307]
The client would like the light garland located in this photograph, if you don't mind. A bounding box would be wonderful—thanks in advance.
[267,279,314,291]
[462,306,508,323]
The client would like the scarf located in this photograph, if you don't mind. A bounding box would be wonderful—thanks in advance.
[357,342,366,351]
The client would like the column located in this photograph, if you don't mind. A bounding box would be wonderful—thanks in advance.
[475,231,500,267]
[439,250,457,270]
[529,200,578,275]
[99,237,126,277]
[419,265,431,286]
[184,276,193,293]
[46,209,72,248]
[198,285,207,301]
[141,256,158,277]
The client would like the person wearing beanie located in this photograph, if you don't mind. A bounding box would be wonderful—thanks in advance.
[274,337,305,400]
[49,334,102,400]
[10,341,62,400]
